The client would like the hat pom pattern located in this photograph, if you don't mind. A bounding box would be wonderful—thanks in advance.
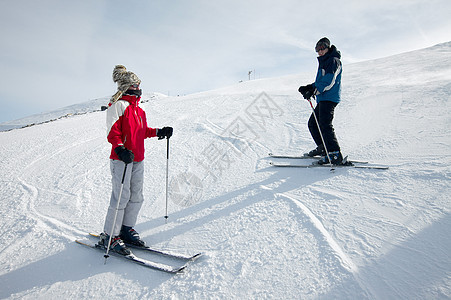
[109,65,141,105]
[113,65,127,83]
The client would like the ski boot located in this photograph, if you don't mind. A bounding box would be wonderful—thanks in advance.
[120,226,146,247]
[99,232,131,256]
[304,145,325,157]
[317,151,343,165]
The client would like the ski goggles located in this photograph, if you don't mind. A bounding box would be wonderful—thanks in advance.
[315,43,328,52]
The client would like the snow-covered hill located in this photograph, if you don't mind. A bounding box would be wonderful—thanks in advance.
[0,93,166,132]
[0,42,450,299]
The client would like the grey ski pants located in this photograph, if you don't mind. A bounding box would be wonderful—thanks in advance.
[103,160,145,236]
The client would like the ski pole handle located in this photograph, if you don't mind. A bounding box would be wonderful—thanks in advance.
[308,98,315,109]
[164,137,170,221]
[167,137,170,159]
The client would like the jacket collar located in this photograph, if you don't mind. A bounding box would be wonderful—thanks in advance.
[120,94,141,106]
[318,45,341,63]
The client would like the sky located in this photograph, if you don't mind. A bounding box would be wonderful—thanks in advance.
[0,0,450,123]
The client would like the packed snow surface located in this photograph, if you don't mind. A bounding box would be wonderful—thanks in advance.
[0,42,450,299]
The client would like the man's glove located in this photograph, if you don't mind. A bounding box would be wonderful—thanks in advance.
[298,84,316,100]
[157,127,173,140]
[114,146,134,164]
[303,87,317,100]
[298,84,312,95]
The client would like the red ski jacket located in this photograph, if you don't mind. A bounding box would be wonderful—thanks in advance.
[106,94,157,162]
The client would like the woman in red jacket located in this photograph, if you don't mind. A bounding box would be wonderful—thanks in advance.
[99,65,173,255]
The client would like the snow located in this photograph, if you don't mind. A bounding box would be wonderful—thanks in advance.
[0,42,450,299]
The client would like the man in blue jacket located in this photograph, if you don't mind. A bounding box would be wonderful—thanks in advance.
[299,37,343,165]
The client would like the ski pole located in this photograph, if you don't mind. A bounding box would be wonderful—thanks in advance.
[307,98,333,168]
[104,162,128,264]
[164,137,170,223]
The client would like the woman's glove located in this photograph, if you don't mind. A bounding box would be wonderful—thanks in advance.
[114,146,134,164]
[157,127,173,140]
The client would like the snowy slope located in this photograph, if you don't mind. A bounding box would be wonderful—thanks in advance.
[0,93,164,132]
[0,42,450,299]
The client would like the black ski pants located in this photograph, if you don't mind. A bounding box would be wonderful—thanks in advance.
[308,100,340,152]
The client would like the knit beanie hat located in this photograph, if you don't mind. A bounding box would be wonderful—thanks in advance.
[315,37,331,52]
[110,65,141,105]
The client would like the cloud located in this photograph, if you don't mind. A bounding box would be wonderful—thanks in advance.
[0,0,450,122]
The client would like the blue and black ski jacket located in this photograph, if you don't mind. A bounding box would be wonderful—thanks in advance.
[314,45,342,103]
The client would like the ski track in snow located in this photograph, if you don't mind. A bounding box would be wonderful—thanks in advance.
[0,43,450,299]
[277,193,358,273]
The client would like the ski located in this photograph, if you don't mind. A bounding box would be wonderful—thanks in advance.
[88,233,201,261]
[269,161,389,170]
[75,239,186,273]
[268,153,368,164]
[126,244,202,260]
